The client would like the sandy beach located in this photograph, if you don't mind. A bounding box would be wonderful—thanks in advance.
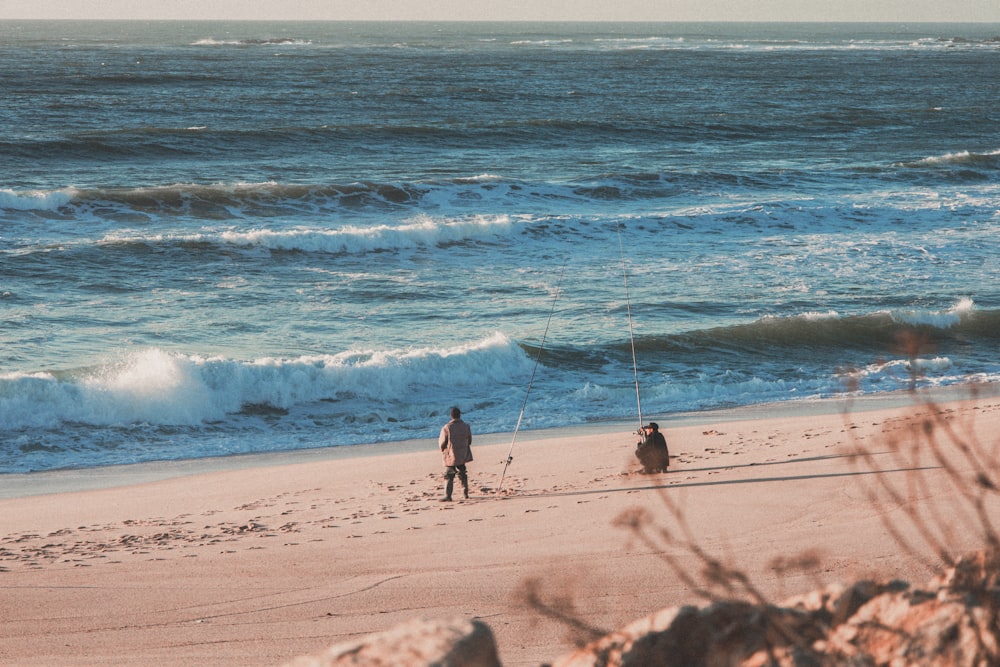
[2,389,998,666]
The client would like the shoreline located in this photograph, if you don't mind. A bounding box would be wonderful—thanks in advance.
[3,383,995,500]
[1,386,997,666]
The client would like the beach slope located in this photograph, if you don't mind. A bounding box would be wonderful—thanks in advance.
[2,394,998,666]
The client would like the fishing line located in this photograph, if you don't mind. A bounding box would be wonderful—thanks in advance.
[616,220,644,433]
[496,259,567,496]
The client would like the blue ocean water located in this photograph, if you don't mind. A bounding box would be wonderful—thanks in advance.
[2,21,999,473]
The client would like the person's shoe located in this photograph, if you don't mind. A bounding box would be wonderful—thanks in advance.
[463,491,469,499]
[439,496,452,502]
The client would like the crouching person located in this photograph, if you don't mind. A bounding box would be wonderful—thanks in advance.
[636,422,669,474]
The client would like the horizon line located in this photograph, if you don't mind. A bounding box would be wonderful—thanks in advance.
[3,18,1000,24]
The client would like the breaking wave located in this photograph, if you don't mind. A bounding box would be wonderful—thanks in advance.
[0,333,531,431]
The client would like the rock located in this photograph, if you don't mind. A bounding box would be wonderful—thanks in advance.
[282,616,501,667]
[552,551,999,667]
[550,601,824,667]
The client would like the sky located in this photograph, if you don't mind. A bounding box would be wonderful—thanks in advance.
[3,0,1000,23]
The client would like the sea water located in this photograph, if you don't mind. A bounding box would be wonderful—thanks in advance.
[1,21,999,473]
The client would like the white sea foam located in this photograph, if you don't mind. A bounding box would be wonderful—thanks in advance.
[191,38,312,47]
[0,333,530,431]
[799,311,841,320]
[889,297,975,328]
[454,174,504,183]
[100,214,521,254]
[0,187,76,211]
[905,148,1000,168]
[510,39,574,46]
[848,356,956,390]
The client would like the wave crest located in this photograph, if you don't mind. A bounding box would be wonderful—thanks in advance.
[900,148,1000,170]
[649,299,993,357]
[99,213,520,254]
[0,333,531,431]
[0,187,77,212]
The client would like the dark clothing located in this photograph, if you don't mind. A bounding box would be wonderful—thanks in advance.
[636,430,669,473]
[443,464,468,500]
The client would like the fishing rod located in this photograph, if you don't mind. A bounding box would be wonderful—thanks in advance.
[496,261,567,496]
[616,220,644,433]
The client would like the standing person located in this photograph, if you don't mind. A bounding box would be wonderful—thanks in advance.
[635,422,669,474]
[439,406,473,501]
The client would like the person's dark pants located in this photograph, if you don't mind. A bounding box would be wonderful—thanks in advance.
[637,446,668,473]
[444,464,468,499]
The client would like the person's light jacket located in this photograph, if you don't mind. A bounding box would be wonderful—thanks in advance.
[439,418,473,466]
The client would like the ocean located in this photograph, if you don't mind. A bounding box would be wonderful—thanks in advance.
[2,21,999,474]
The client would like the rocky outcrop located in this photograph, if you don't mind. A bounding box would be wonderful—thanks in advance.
[555,551,999,667]
[283,552,998,667]
[283,617,501,667]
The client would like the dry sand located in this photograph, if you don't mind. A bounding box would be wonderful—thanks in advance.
[2,390,998,666]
